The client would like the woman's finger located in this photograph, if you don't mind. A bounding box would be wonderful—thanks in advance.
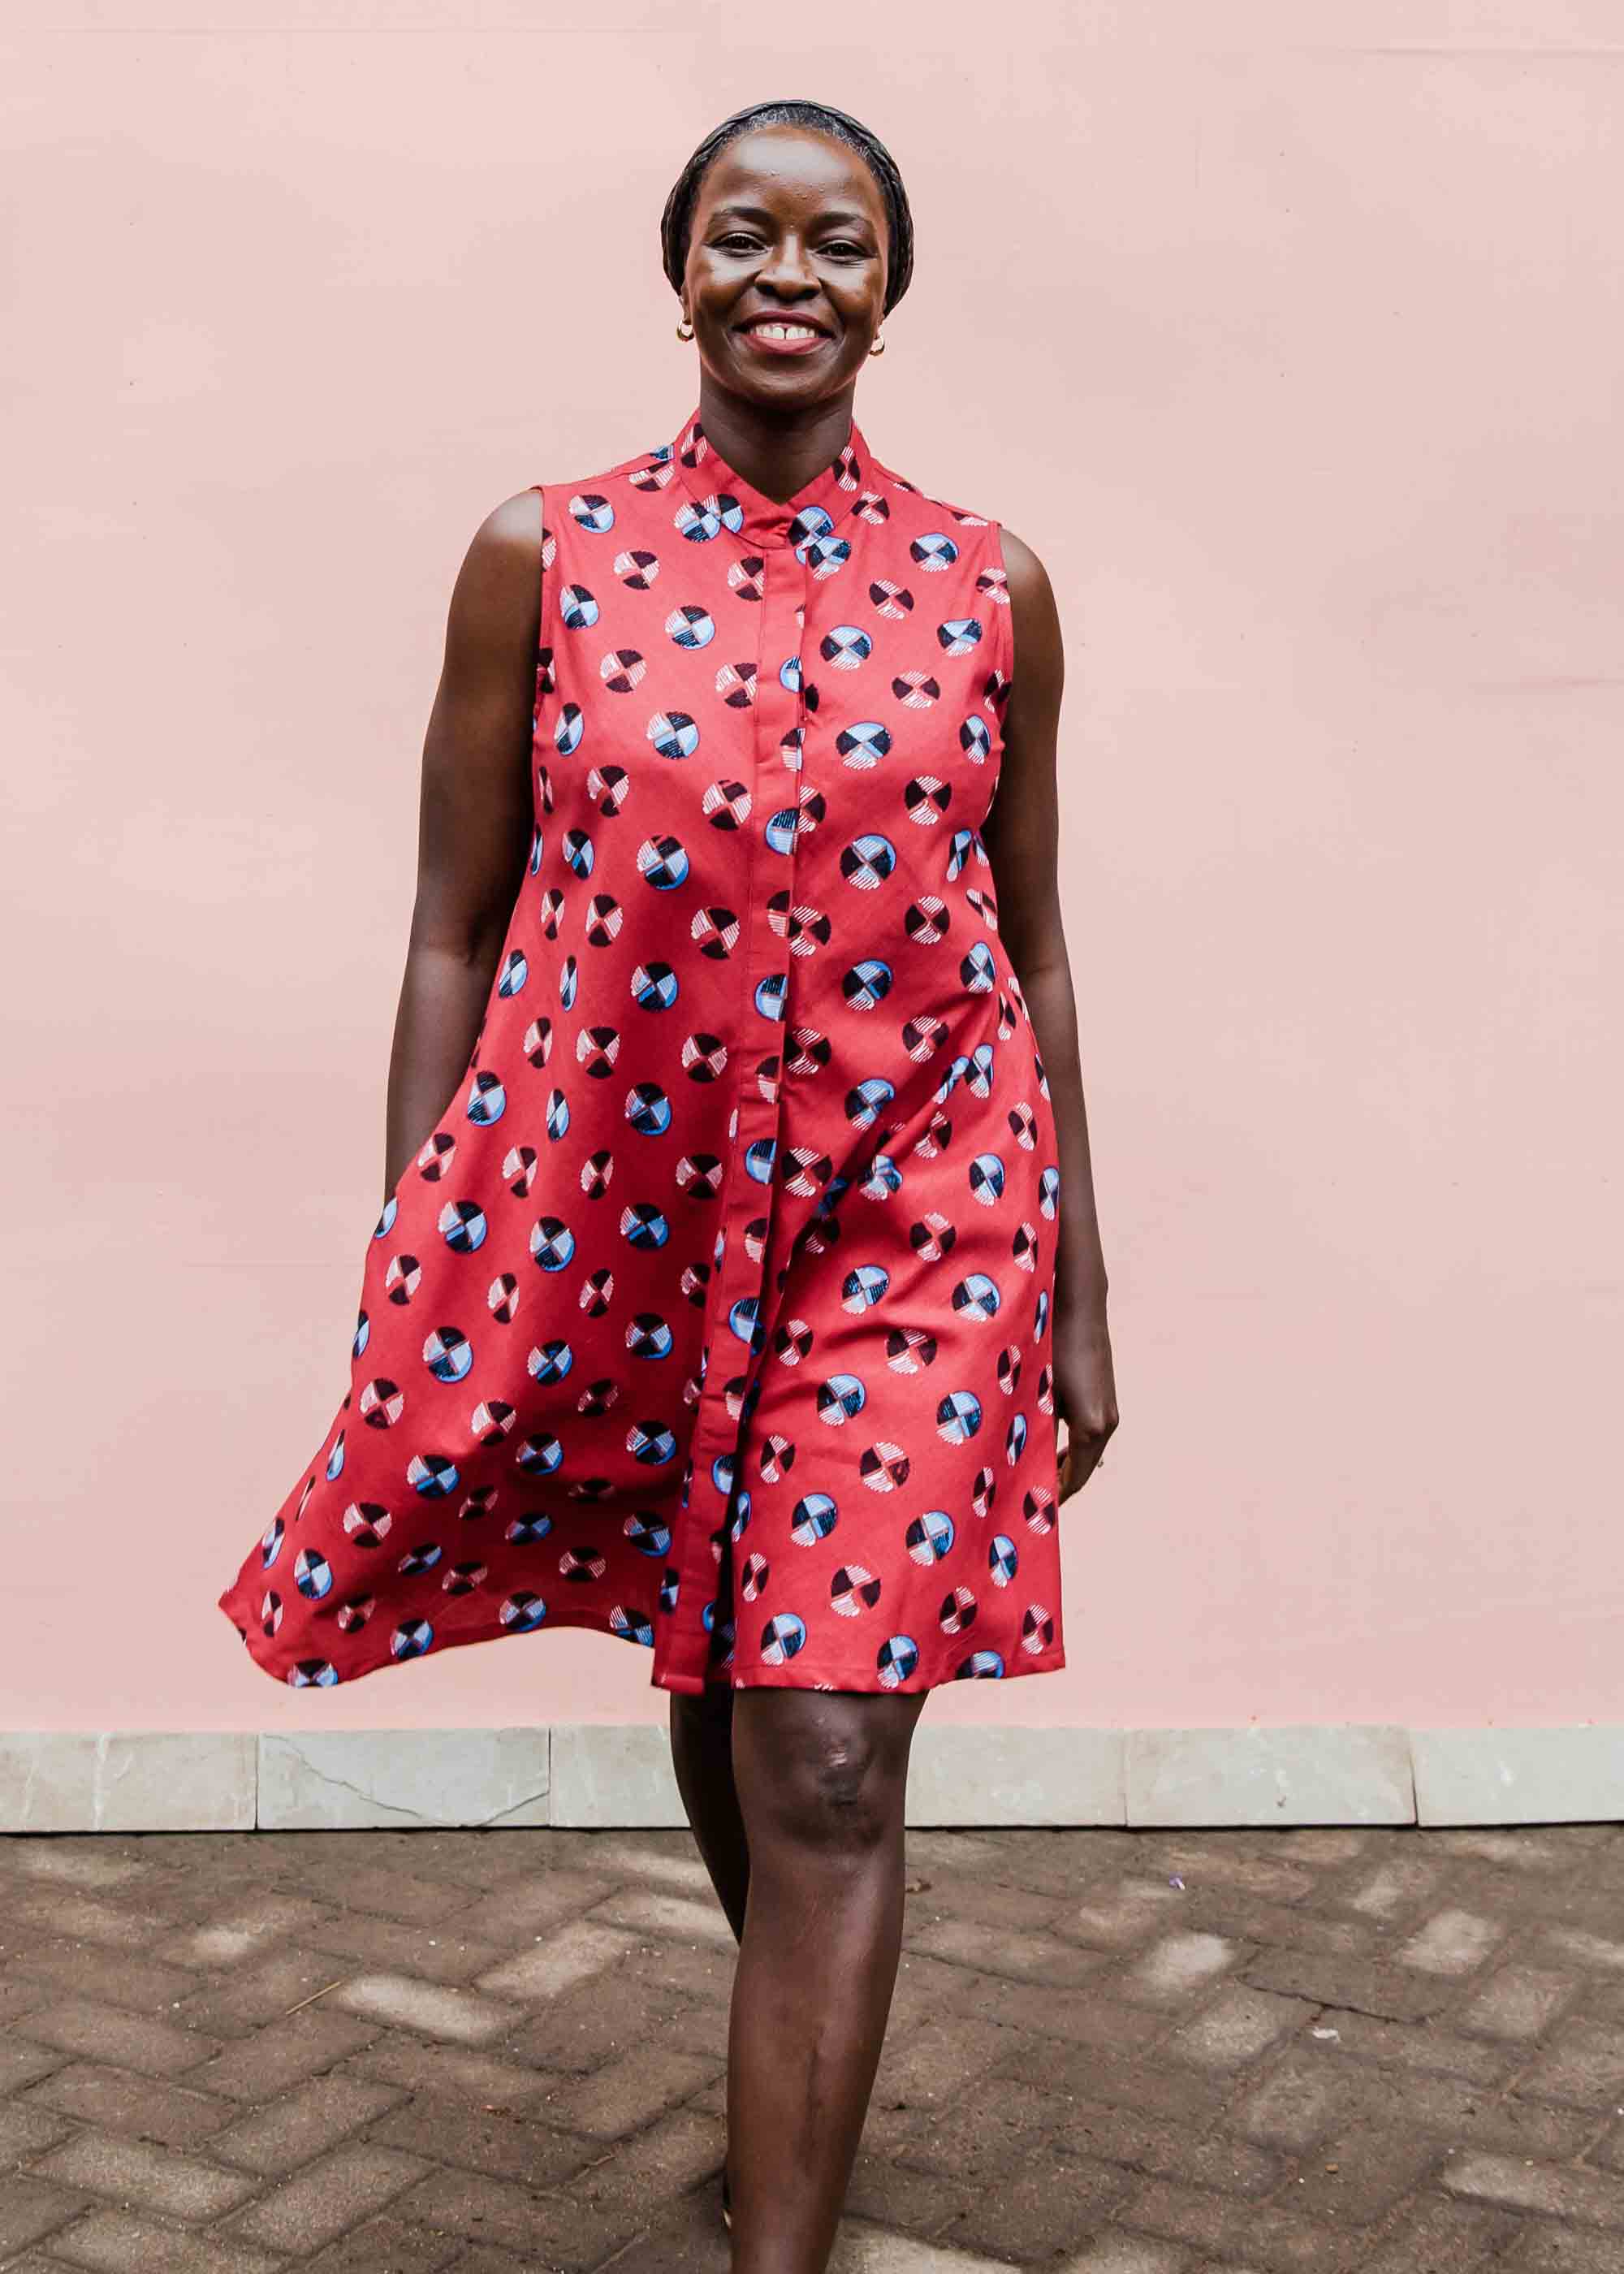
[1057,1428,1108,1498]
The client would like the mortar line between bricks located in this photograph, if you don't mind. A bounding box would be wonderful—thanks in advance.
[592,2220,670,2273]
[1236,1979,1419,2026]
[1494,2063,1624,2159]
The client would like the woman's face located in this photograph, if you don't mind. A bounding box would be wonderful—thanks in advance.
[681,125,890,407]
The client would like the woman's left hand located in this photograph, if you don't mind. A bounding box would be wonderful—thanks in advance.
[1052,1305,1118,1501]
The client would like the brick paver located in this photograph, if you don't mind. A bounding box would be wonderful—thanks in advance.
[2,1824,1624,2269]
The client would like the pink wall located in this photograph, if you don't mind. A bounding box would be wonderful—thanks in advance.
[5,3,1620,1736]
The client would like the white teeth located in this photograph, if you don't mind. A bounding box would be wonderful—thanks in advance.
[749,323,818,340]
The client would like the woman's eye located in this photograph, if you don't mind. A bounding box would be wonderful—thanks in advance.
[714,235,867,257]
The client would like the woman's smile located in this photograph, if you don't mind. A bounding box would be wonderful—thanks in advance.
[735,317,833,355]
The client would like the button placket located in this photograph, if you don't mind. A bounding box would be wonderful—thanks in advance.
[657,522,806,1693]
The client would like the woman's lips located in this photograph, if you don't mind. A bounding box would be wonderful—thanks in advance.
[735,323,830,357]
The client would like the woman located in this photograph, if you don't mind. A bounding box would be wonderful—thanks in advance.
[219,96,1116,2274]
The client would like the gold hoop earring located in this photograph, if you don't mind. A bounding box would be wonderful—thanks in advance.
[869,330,886,356]
[676,316,694,341]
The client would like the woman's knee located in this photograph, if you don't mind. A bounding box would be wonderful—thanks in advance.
[733,1691,922,1860]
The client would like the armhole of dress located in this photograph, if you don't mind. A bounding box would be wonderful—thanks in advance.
[531,481,551,677]
[992,517,1016,703]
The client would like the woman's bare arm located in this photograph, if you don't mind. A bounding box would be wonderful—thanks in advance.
[382,487,545,1200]
[982,528,1119,1497]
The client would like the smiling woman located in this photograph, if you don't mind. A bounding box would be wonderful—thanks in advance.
[215,93,1115,2274]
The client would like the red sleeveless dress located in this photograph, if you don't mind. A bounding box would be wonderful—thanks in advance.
[217,402,1066,1694]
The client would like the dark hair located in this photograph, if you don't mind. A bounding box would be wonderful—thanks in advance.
[659,99,914,319]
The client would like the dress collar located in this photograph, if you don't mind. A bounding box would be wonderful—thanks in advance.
[663,403,870,552]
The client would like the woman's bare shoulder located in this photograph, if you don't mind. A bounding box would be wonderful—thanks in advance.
[462,486,546,588]
[999,525,1056,612]
[998,525,1064,688]
[443,486,546,655]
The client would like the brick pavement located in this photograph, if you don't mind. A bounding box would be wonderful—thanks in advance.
[2,1822,1624,2270]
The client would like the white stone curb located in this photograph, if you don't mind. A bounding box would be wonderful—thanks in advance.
[1125,1724,1415,1827]
[0,1733,257,1834]
[1,1726,1618,1833]
[1410,1726,1624,1827]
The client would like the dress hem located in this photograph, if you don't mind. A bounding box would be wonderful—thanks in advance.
[216,1581,1065,1697]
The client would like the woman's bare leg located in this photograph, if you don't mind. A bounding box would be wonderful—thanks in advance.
[725,1687,925,2274]
[669,1684,750,1941]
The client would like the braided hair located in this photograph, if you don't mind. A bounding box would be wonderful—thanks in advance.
[659,99,914,320]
